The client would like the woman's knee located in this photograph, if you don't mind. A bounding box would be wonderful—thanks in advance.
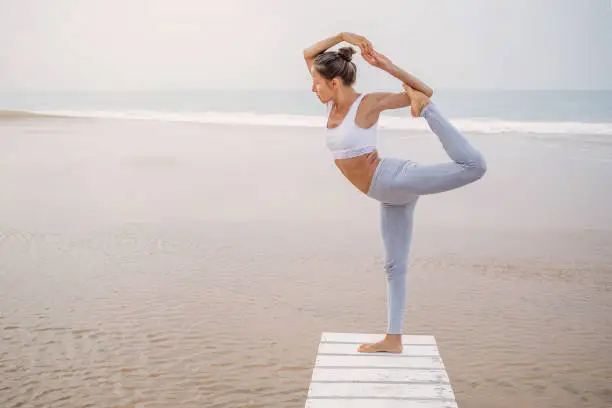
[466,153,487,181]
[384,259,408,280]
[472,152,487,177]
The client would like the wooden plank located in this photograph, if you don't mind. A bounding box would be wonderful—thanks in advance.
[315,355,444,370]
[306,333,457,408]
[311,367,450,384]
[306,399,458,408]
[318,343,440,357]
[321,332,436,345]
[308,382,455,400]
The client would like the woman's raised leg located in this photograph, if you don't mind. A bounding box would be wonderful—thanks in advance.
[396,85,487,196]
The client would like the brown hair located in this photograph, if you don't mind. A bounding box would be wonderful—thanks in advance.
[313,46,357,86]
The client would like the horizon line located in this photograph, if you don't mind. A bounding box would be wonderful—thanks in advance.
[1,87,612,93]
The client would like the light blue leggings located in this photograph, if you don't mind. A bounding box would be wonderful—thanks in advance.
[366,102,487,334]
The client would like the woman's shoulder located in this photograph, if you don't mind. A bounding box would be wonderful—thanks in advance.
[358,91,386,112]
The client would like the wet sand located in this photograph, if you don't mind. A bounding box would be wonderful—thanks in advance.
[1,115,611,407]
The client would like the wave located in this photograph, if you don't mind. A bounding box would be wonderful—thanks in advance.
[24,109,612,136]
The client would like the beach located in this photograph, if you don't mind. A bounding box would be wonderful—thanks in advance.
[1,113,611,408]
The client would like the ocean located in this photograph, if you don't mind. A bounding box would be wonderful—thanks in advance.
[1,89,612,135]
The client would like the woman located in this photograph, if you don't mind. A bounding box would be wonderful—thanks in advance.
[303,32,487,353]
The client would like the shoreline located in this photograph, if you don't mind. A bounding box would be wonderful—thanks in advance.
[0,109,69,120]
[1,109,611,137]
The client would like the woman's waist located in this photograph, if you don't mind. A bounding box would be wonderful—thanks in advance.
[335,149,379,168]
[334,150,381,192]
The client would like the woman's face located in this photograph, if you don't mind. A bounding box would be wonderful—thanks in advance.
[311,67,337,103]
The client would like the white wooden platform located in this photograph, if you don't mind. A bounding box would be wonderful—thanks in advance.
[305,332,458,408]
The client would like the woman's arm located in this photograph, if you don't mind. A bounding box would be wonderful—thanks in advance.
[303,32,343,66]
[386,64,433,97]
[363,51,433,97]
[303,32,374,73]
[367,92,411,113]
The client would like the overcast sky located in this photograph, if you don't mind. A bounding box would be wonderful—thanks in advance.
[1,0,611,91]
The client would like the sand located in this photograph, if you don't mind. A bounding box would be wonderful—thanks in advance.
[1,115,611,407]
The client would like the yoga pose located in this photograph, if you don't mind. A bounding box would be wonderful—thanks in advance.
[304,32,487,353]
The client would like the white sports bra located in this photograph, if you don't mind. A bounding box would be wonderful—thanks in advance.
[325,93,378,159]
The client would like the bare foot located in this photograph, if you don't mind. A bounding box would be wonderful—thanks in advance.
[402,83,430,117]
[358,334,403,353]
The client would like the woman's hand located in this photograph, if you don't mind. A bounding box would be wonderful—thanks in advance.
[362,50,394,72]
[341,32,374,56]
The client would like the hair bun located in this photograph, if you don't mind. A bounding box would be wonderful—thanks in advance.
[337,46,356,62]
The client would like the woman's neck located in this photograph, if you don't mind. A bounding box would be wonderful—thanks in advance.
[333,88,359,110]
